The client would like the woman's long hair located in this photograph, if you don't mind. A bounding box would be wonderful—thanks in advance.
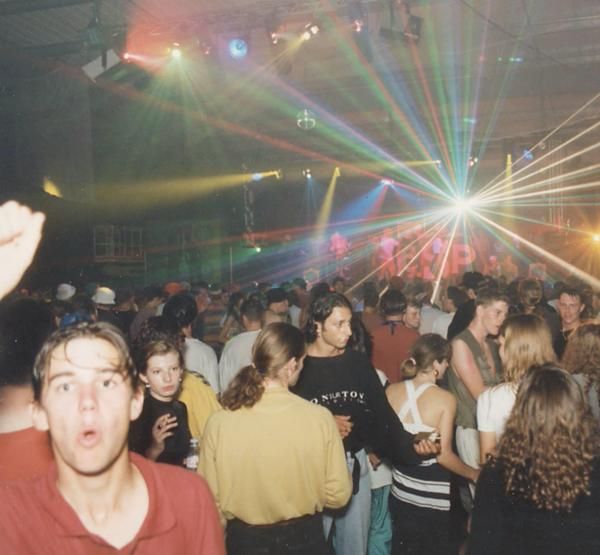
[221,322,305,411]
[500,314,555,383]
[562,322,600,403]
[494,363,599,512]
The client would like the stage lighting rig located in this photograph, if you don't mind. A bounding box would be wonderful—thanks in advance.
[266,12,284,45]
[379,0,423,44]
[301,22,320,41]
[169,43,182,59]
[468,155,479,168]
[302,168,312,178]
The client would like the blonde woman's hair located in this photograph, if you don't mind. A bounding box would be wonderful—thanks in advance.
[500,314,555,383]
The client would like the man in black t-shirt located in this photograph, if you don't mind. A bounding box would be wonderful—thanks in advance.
[293,292,438,555]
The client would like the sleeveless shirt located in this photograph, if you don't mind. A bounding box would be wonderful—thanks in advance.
[448,328,501,429]
[391,380,451,511]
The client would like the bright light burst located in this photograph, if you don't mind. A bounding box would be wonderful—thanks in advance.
[111,3,600,287]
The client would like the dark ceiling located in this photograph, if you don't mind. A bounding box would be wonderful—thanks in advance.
[1,1,599,189]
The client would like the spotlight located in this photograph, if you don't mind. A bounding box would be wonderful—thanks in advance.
[380,179,393,186]
[351,19,364,33]
[302,168,312,178]
[275,169,283,180]
[255,246,262,253]
[522,149,534,161]
[453,195,480,215]
[593,234,600,243]
[453,197,474,214]
[266,13,283,45]
[301,22,320,41]
[251,173,263,182]
[170,43,182,59]
[229,38,248,59]
[348,2,365,33]
[468,156,479,168]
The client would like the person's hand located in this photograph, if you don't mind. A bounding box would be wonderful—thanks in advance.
[368,452,382,470]
[333,415,353,439]
[414,439,441,457]
[146,414,178,460]
[0,201,45,300]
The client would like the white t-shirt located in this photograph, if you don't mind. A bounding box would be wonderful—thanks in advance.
[289,305,301,328]
[218,330,261,393]
[419,305,444,335]
[184,337,219,394]
[477,383,518,441]
[431,311,454,339]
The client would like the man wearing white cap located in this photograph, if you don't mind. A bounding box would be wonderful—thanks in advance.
[92,286,121,328]
[55,283,76,302]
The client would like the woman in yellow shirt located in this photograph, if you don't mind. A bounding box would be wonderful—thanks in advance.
[199,322,352,555]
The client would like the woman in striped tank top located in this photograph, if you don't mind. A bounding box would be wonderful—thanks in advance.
[386,334,479,554]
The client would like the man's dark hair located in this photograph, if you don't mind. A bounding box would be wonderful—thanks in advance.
[462,271,485,292]
[49,300,73,323]
[0,299,55,387]
[135,315,182,349]
[163,293,198,329]
[332,276,345,287]
[240,297,264,323]
[305,292,352,343]
[406,296,423,310]
[33,322,137,400]
[380,289,407,317]
[292,277,307,291]
[115,287,135,306]
[70,294,98,321]
[307,282,331,306]
[266,287,288,306]
[446,286,469,309]
[348,314,373,358]
[141,285,164,302]
[191,280,209,294]
[363,283,379,310]
[475,287,510,308]
[558,286,583,303]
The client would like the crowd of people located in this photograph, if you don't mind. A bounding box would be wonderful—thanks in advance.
[0,200,599,554]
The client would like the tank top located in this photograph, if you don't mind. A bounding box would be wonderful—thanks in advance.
[448,328,501,429]
[391,380,451,511]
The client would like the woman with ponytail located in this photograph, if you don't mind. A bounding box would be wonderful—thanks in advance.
[386,333,479,554]
[199,322,352,555]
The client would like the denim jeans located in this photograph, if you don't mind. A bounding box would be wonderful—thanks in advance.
[324,449,372,555]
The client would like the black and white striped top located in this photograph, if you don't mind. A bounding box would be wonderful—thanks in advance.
[390,381,451,511]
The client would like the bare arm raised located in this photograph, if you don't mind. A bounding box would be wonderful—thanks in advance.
[0,201,45,299]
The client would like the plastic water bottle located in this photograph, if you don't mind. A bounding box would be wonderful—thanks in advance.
[184,438,200,471]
